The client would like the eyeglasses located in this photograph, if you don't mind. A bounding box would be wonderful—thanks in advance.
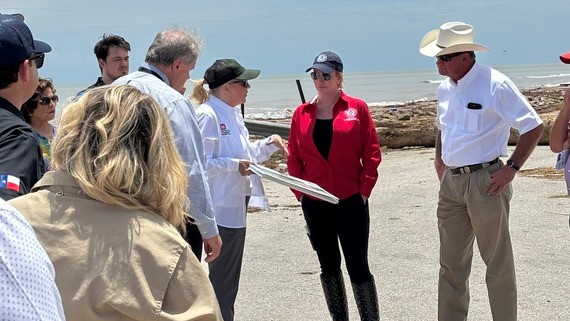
[437,52,464,62]
[34,95,59,105]
[310,72,331,81]
[29,53,45,69]
[230,79,249,87]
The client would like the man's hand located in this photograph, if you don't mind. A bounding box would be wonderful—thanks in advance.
[203,235,222,263]
[487,166,517,195]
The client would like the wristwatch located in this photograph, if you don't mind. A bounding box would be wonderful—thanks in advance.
[506,159,520,171]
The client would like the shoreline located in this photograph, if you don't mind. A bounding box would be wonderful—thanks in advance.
[258,85,567,149]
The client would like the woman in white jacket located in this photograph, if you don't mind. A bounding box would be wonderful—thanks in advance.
[190,58,287,321]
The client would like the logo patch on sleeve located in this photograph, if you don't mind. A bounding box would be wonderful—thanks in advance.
[0,174,20,192]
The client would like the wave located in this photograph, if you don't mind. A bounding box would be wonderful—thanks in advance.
[518,73,570,79]
[369,97,432,108]
[421,79,444,84]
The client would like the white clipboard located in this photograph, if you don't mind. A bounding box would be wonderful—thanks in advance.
[249,163,339,204]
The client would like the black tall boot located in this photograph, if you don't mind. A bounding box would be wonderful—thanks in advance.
[352,277,380,321]
[320,272,349,321]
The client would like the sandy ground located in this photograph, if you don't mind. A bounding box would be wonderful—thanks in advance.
[229,145,570,321]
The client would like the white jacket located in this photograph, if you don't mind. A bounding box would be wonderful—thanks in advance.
[195,95,279,228]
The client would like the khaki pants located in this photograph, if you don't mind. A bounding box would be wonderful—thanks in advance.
[437,162,517,321]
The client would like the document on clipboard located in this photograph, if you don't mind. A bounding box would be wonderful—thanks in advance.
[249,163,339,204]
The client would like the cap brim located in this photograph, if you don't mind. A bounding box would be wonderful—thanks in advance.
[236,68,260,80]
[419,29,490,57]
[305,63,335,74]
[33,40,52,54]
[560,52,570,64]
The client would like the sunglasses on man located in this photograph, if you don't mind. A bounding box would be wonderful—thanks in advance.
[34,95,59,105]
[29,53,45,69]
[437,52,464,62]
[310,71,331,81]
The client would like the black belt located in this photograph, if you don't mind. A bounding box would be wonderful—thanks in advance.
[449,158,499,175]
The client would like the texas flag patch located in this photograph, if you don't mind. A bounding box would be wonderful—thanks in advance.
[0,174,20,192]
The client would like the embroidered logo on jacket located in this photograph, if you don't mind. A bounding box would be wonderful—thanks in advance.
[220,123,231,135]
[344,108,358,121]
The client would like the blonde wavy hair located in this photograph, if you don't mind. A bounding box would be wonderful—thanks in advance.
[52,85,189,229]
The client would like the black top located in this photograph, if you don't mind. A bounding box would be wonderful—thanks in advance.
[313,118,333,160]
[0,97,44,200]
[76,77,106,97]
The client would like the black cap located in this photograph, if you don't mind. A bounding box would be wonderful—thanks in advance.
[0,13,52,68]
[305,51,343,74]
[204,59,261,89]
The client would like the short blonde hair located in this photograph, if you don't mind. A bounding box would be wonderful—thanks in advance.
[52,85,189,229]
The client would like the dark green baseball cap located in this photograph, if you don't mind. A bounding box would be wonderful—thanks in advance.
[204,59,260,89]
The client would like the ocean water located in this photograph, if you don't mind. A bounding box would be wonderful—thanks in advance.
[52,63,570,122]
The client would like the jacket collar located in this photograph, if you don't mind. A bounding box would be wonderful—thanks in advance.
[0,96,25,121]
[32,171,92,199]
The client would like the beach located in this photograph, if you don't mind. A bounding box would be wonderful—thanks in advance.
[235,145,570,321]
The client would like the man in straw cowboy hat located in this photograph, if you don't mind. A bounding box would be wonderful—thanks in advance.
[419,22,544,321]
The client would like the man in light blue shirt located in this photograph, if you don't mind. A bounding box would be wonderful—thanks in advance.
[114,27,221,262]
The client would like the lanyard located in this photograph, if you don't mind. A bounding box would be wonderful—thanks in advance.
[138,66,164,83]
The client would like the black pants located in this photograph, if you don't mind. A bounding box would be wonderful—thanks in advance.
[184,220,203,260]
[302,193,373,284]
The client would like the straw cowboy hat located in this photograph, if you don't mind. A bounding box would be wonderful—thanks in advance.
[419,21,490,57]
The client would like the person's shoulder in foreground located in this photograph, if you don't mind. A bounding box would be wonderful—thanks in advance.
[0,197,65,321]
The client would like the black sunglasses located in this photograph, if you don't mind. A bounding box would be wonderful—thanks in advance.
[34,95,59,105]
[310,71,331,81]
[29,53,45,69]
[437,52,464,62]
[230,79,249,87]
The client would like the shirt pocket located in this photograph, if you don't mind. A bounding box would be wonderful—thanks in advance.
[463,109,483,133]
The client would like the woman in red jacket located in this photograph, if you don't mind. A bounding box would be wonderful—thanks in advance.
[287,51,382,320]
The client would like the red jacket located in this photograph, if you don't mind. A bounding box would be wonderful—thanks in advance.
[287,91,381,201]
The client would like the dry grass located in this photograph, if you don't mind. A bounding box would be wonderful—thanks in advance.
[519,166,563,180]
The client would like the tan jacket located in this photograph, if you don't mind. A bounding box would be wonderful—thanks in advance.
[9,171,222,321]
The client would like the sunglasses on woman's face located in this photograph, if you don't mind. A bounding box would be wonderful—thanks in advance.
[230,79,249,87]
[310,71,331,81]
[34,95,59,105]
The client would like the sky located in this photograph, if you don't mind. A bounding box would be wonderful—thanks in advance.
[4,0,569,86]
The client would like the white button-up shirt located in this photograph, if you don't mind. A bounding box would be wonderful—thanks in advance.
[196,95,279,228]
[0,198,65,321]
[437,62,543,167]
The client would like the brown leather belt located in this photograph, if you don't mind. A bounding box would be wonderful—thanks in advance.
[449,158,499,175]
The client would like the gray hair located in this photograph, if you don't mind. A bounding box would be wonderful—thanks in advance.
[145,27,203,66]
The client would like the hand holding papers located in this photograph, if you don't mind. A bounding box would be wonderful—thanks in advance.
[249,163,339,204]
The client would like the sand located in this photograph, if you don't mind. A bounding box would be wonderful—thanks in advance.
[234,145,570,320]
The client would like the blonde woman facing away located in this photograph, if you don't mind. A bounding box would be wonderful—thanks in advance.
[9,85,222,321]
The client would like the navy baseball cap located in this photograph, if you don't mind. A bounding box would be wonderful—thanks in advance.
[0,13,52,68]
[204,59,260,89]
[305,51,343,74]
